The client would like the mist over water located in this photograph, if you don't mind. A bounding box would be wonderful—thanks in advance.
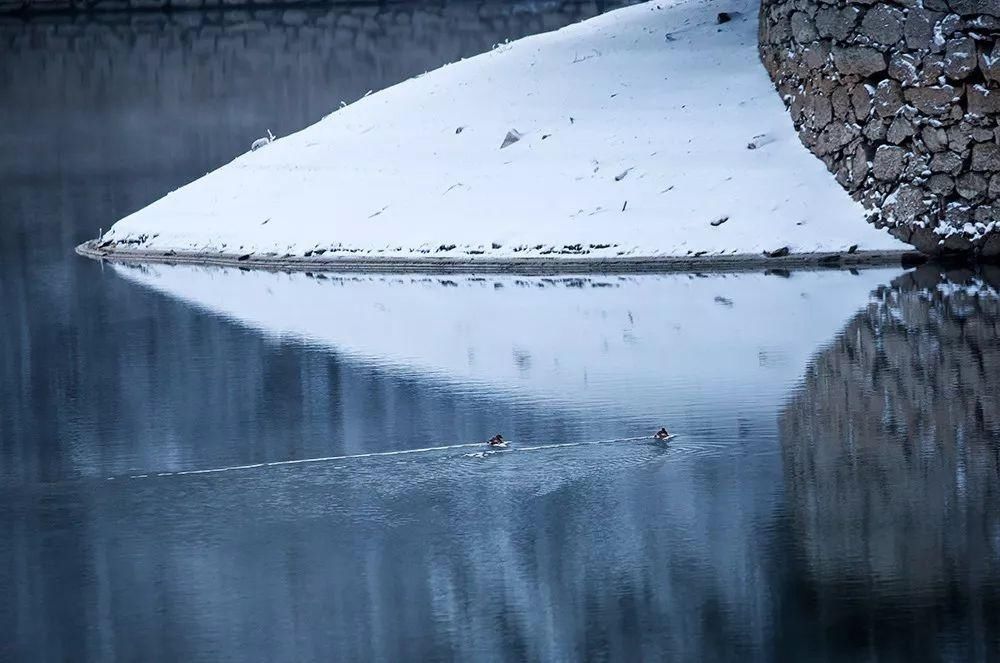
[3,4,1000,661]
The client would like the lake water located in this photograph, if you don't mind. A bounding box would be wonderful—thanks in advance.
[3,4,1000,662]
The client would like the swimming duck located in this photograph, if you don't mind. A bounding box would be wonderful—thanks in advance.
[488,433,506,447]
[654,428,671,440]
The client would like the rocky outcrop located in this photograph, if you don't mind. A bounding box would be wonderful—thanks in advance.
[760,0,1000,257]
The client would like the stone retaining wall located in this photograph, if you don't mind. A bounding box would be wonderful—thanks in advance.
[759,0,1000,257]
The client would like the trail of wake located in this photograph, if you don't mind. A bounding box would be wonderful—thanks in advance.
[106,435,659,481]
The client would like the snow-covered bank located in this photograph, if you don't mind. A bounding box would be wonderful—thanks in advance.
[95,0,907,261]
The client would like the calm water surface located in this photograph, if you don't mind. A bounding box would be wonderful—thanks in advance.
[3,4,1000,662]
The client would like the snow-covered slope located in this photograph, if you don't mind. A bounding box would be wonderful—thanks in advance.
[103,0,905,260]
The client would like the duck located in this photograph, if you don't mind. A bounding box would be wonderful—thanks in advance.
[654,428,672,440]
[488,433,506,447]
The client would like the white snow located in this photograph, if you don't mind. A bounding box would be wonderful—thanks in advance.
[104,0,905,259]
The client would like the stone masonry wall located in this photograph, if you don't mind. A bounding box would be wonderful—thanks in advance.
[759,0,1000,257]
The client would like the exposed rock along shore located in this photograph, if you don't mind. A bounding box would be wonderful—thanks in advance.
[75,239,920,273]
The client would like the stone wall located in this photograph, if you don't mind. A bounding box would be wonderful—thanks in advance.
[759,0,1000,257]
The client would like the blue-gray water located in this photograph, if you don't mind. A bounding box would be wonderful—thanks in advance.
[3,4,1000,662]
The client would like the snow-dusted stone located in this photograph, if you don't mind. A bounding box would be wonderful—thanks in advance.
[873,79,904,118]
[860,5,904,46]
[944,37,977,79]
[760,0,1000,255]
[98,0,904,262]
[904,85,959,115]
[873,145,905,181]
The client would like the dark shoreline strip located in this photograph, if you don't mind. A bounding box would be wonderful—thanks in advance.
[76,240,924,275]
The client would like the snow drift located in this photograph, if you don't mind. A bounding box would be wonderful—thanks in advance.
[98,0,905,261]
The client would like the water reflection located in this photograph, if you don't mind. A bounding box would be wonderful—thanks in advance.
[780,265,1000,657]
[4,2,1000,657]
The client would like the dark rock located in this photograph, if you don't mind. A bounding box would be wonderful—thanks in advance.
[921,126,949,152]
[873,79,905,117]
[944,201,973,229]
[947,123,973,151]
[883,184,929,224]
[888,52,921,86]
[904,85,959,115]
[943,37,977,79]
[874,145,907,181]
[832,86,852,119]
[903,9,944,50]
[939,14,965,39]
[850,84,873,120]
[832,46,887,76]
[717,11,732,23]
[765,246,791,258]
[979,43,1000,85]
[500,129,523,149]
[759,0,1000,257]
[968,84,1000,115]
[802,40,832,69]
[849,143,870,186]
[948,0,1000,17]
[972,127,994,142]
[815,5,859,40]
[810,94,833,126]
[815,122,860,155]
[928,173,956,195]
[957,172,988,200]
[860,4,904,46]
[790,11,817,42]
[863,119,888,142]
[930,151,965,174]
[971,142,1000,171]
[974,205,1000,223]
[919,54,946,84]
[887,116,915,144]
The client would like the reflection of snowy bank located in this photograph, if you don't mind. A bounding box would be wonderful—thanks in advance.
[114,263,900,417]
[98,0,904,262]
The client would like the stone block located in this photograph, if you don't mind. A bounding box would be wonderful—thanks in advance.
[832,46,887,76]
[904,85,959,115]
[861,4,904,46]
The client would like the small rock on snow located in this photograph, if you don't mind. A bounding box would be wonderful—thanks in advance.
[500,129,523,149]
[710,215,729,226]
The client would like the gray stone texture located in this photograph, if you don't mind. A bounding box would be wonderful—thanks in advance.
[760,0,1000,256]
